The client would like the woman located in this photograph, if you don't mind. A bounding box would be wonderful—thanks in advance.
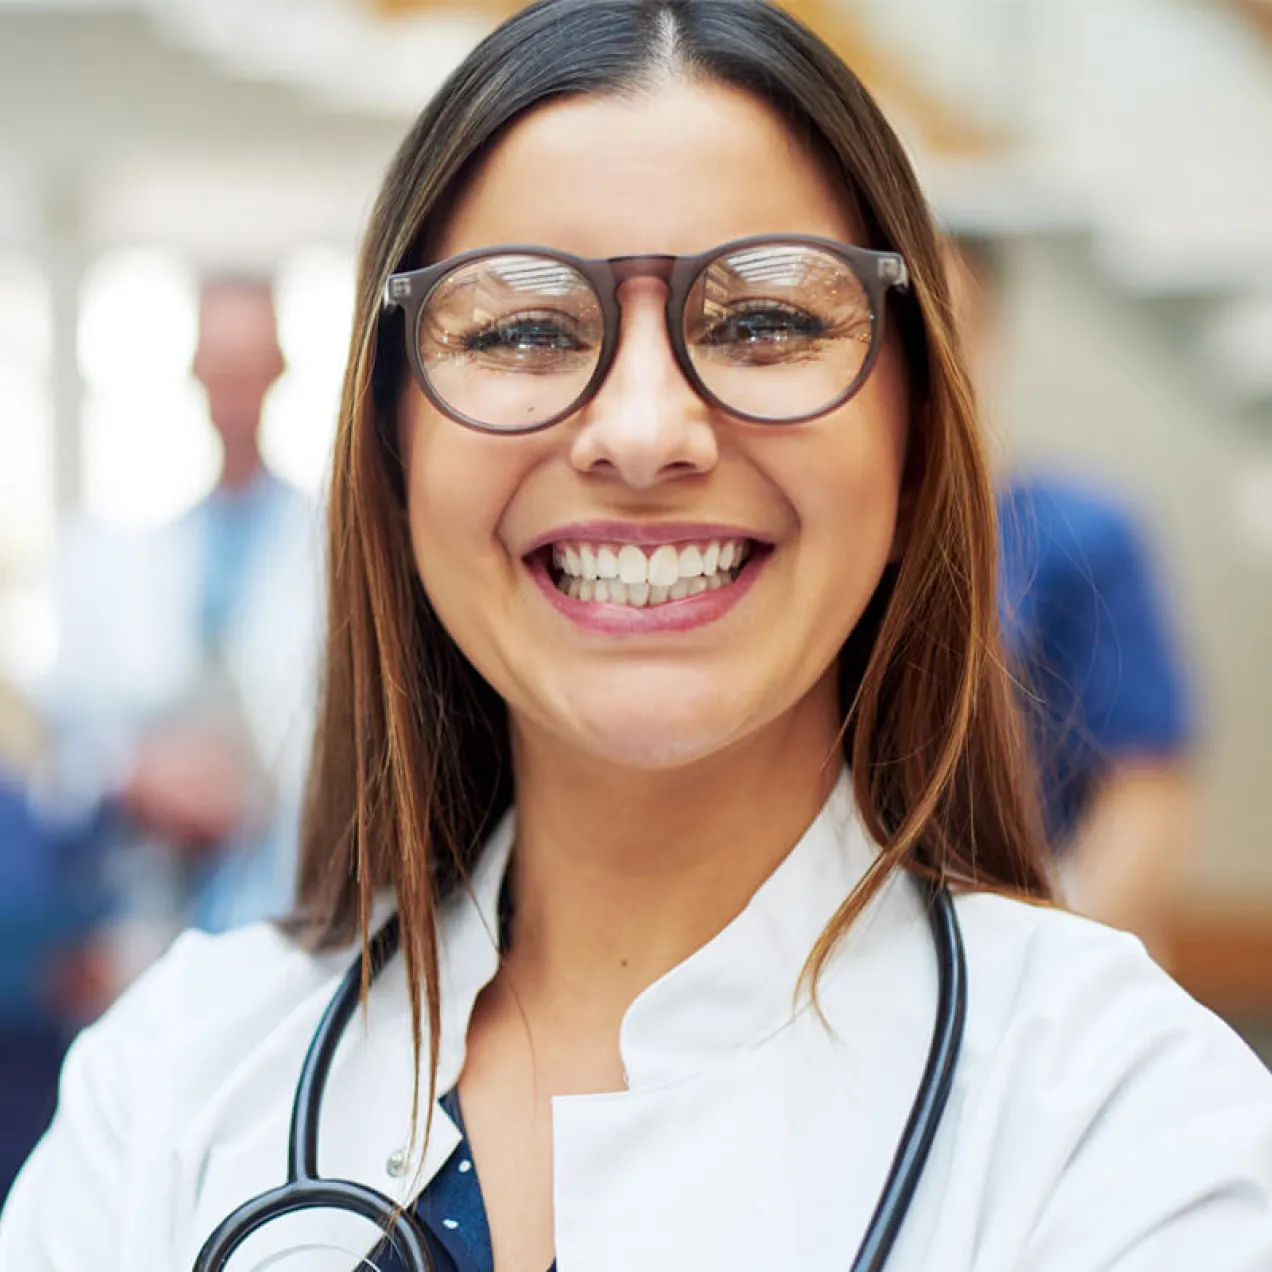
[2,2,1270,1269]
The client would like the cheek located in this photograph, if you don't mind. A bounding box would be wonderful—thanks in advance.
[399,395,526,625]
[773,349,909,581]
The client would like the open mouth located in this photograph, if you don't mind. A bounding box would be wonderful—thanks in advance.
[540,538,760,608]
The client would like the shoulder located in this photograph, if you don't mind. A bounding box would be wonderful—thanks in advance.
[61,921,350,1128]
[151,921,349,1048]
[954,891,1258,1073]
[0,924,356,1264]
[946,893,1272,1265]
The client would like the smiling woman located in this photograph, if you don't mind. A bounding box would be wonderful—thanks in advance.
[2,2,1271,1271]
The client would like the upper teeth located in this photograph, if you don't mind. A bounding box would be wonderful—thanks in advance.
[552,540,750,586]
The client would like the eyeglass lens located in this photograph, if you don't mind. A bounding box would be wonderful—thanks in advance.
[417,242,874,430]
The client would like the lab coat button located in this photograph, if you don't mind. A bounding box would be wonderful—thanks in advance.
[386,1149,409,1178]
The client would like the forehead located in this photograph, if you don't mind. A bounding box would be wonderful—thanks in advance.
[436,81,858,261]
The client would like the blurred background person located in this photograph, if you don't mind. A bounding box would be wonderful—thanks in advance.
[0,277,322,1199]
[950,237,1200,966]
[29,275,322,1002]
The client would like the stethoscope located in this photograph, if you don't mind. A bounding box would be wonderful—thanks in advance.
[194,880,967,1272]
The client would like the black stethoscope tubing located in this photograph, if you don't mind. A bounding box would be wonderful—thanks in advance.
[851,882,967,1272]
[194,881,967,1272]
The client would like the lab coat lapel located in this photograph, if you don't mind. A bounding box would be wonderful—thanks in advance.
[183,818,513,1265]
[179,956,460,1267]
[321,822,513,1204]
[316,953,464,1210]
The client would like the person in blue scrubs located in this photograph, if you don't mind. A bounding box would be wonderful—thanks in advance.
[952,237,1198,964]
[998,474,1195,847]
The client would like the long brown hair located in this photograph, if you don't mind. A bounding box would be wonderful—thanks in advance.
[296,0,1052,1117]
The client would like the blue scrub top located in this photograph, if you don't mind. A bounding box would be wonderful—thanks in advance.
[997,474,1195,848]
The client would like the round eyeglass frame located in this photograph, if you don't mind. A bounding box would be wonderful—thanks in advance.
[380,233,910,436]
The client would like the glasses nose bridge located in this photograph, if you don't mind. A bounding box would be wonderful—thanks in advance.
[599,254,689,390]
[607,253,678,287]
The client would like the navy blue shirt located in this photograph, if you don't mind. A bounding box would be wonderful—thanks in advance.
[998,475,1195,847]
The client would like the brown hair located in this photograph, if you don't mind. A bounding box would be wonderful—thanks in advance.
[295,0,1051,1120]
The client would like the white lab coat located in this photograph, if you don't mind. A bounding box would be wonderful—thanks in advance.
[30,477,324,929]
[2,773,1271,1270]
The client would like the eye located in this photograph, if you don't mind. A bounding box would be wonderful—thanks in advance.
[464,312,585,355]
[702,302,825,344]
[692,300,836,366]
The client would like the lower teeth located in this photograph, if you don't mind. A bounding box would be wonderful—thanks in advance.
[554,569,740,606]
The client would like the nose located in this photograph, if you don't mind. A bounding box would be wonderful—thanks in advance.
[568,281,719,490]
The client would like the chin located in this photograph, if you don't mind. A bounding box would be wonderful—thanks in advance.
[559,692,758,772]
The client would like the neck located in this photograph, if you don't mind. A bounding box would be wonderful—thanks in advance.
[501,677,843,1028]
[218,438,263,492]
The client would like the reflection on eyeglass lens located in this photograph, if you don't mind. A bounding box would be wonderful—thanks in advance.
[686,245,874,420]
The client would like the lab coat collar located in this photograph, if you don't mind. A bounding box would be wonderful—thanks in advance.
[617,767,871,1088]
[188,778,873,1254]
[336,770,870,1197]
[427,768,871,1093]
[342,827,512,1198]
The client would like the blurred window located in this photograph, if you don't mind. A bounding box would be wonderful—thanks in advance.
[79,249,213,531]
[265,246,354,496]
[0,255,54,572]
[0,255,56,685]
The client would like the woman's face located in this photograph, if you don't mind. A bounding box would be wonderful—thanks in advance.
[400,81,909,770]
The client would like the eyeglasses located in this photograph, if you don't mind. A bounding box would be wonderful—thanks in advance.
[381,234,909,434]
